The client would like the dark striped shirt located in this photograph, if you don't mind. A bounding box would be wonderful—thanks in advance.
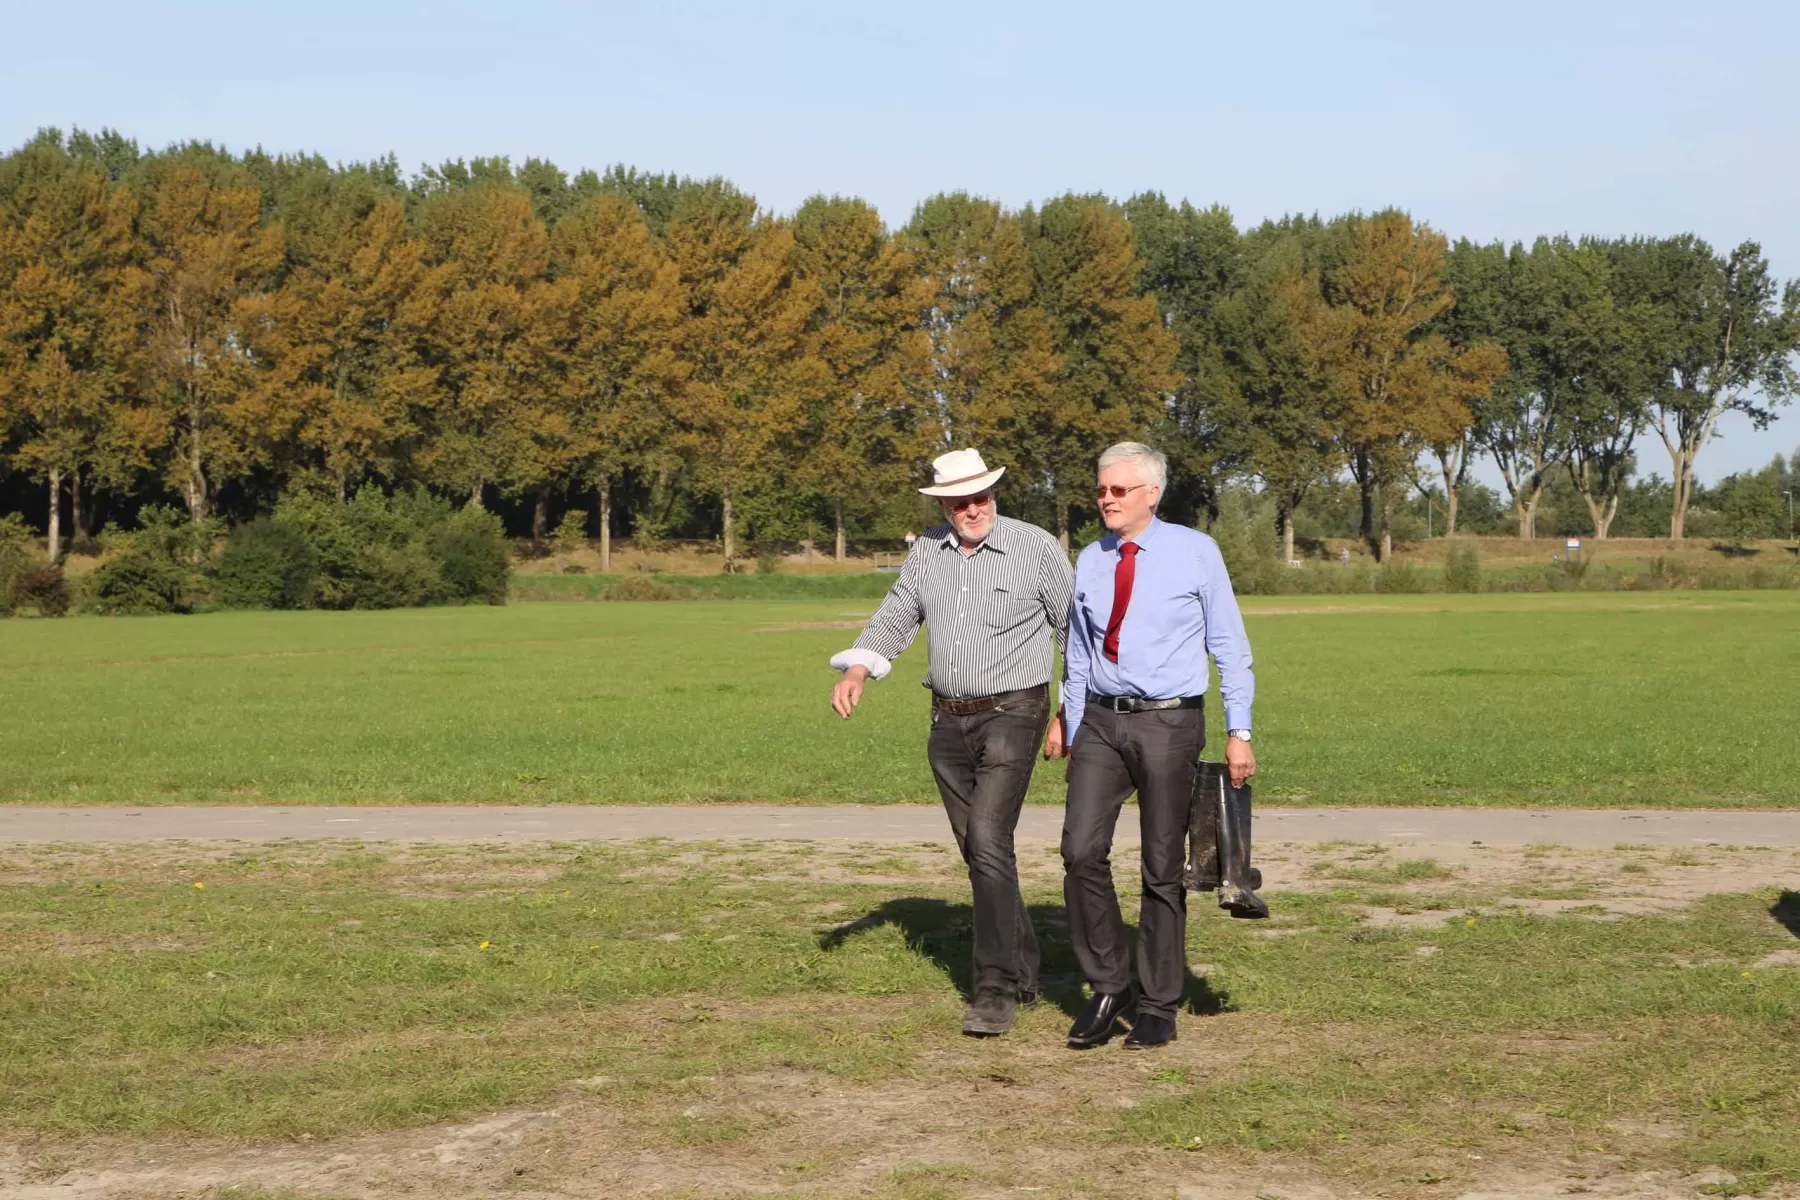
[833,516,1074,699]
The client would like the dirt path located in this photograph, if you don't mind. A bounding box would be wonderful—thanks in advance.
[4,803,1799,847]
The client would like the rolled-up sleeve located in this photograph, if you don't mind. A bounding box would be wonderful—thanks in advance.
[1196,536,1254,729]
[829,544,926,679]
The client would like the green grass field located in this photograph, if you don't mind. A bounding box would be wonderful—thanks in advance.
[1,591,1796,807]
[3,841,1797,1195]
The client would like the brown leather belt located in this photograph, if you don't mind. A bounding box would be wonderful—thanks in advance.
[932,683,1048,716]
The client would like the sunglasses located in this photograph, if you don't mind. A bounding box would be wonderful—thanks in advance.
[947,491,994,511]
[1096,484,1148,500]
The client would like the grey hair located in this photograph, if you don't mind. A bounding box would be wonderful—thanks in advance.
[1096,442,1167,496]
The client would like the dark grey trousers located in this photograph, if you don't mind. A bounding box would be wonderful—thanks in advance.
[1060,702,1205,1020]
[926,687,1051,997]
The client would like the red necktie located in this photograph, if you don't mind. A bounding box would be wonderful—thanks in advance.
[1102,542,1139,663]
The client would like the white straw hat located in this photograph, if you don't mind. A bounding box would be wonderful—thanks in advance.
[918,448,1006,497]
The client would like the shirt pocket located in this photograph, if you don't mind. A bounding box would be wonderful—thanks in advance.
[987,586,1041,633]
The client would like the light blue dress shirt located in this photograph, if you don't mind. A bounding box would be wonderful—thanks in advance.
[1063,516,1255,743]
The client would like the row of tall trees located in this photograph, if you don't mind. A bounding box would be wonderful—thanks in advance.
[3,127,1796,569]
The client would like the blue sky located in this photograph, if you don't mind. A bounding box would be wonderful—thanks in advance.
[6,0,1796,483]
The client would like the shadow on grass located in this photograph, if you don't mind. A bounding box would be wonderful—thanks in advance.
[817,896,1229,1019]
[1772,890,1800,938]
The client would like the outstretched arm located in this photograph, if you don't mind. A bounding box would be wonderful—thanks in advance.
[828,545,927,719]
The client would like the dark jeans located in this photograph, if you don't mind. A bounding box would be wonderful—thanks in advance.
[926,686,1051,997]
[1060,702,1205,1020]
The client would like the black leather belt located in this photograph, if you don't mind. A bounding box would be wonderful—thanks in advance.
[1087,693,1204,714]
[932,684,1048,716]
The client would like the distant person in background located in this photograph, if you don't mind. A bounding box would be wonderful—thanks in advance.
[829,448,1074,1037]
[1046,441,1256,1050]
[904,529,917,550]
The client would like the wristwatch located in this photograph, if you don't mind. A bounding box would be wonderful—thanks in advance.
[1228,728,1252,743]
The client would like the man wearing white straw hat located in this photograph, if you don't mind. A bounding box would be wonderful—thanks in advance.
[830,448,1074,1037]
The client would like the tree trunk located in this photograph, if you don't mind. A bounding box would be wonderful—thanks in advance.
[1279,503,1296,564]
[599,477,612,573]
[721,490,736,572]
[1377,486,1392,564]
[1518,482,1544,541]
[184,391,209,523]
[1356,452,1377,555]
[70,467,85,543]
[1669,446,1695,539]
[46,466,62,564]
[1057,500,1070,551]
[1444,487,1460,538]
[1573,461,1617,539]
[1582,492,1619,540]
[834,496,846,563]
[531,489,548,542]
[467,479,484,511]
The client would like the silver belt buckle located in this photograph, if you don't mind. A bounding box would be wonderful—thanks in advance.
[1112,695,1131,713]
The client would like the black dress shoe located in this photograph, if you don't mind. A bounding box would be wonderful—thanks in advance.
[962,987,1018,1036]
[1067,989,1132,1049]
[1123,1012,1177,1049]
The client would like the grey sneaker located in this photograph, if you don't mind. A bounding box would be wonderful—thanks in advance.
[961,987,1019,1036]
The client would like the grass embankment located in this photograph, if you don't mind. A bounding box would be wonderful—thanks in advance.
[1,592,1796,807]
[2,841,1796,1195]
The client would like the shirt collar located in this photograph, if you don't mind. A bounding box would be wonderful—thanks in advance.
[1102,515,1162,554]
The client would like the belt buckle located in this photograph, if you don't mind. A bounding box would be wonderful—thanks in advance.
[1111,695,1131,714]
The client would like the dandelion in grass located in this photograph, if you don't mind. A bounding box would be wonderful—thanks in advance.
[479,941,491,950]
[1741,971,1752,979]
[1465,917,1476,927]
[193,882,205,889]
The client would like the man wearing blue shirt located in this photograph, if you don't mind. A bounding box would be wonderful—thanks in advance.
[1046,442,1256,1050]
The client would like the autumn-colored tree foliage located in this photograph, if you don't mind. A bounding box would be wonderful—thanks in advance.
[2,129,1794,561]
[549,191,684,569]
[790,195,932,560]
[413,182,558,509]
[1023,195,1178,543]
[0,143,143,558]
[134,161,286,522]
[906,193,1062,523]
[661,184,821,570]
[1294,211,1505,560]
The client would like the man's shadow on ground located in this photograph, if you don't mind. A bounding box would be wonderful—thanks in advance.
[1772,891,1800,938]
[817,896,1229,1019]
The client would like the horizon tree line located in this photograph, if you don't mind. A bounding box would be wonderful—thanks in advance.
[2,126,1795,568]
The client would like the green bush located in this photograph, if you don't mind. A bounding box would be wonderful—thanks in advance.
[214,518,317,609]
[87,507,209,614]
[89,548,193,613]
[268,489,508,610]
[1443,540,1483,593]
[0,514,35,616]
[1373,560,1421,594]
[4,562,70,616]
[1206,496,1285,595]
[602,575,697,601]
[433,508,510,603]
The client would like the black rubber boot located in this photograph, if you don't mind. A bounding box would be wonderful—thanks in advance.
[1216,777,1269,920]
[1184,762,1222,892]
